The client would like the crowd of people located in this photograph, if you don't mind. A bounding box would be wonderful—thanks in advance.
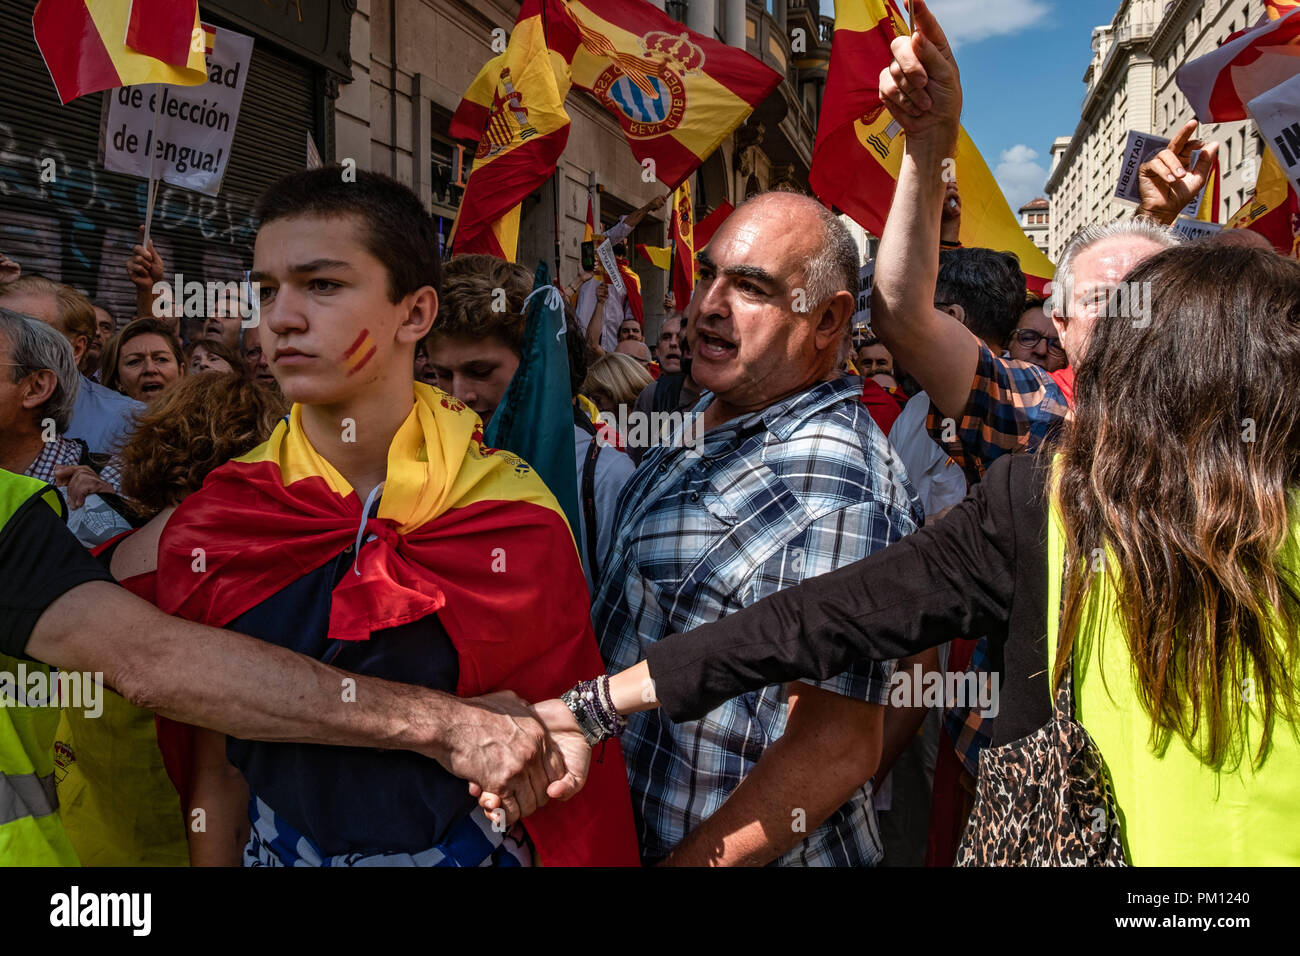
[1,3,1297,868]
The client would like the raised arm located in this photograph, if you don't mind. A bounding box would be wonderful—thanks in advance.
[621,193,667,231]
[869,0,982,421]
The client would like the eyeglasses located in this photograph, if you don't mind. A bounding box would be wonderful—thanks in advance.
[1010,329,1065,356]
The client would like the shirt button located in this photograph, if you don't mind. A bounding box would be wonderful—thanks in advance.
[689,491,700,502]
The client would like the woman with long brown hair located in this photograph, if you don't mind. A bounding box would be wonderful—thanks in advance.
[531,244,1300,865]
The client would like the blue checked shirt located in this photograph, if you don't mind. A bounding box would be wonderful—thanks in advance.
[592,378,923,866]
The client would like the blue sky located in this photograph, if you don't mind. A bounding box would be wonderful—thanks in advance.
[825,0,1125,209]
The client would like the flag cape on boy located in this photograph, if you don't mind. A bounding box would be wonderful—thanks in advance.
[155,385,640,866]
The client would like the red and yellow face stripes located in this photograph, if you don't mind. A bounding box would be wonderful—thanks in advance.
[342,329,377,377]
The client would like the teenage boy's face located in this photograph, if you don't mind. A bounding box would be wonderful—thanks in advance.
[425,333,520,427]
[251,214,434,406]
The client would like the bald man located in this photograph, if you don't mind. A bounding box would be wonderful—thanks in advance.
[591,191,925,868]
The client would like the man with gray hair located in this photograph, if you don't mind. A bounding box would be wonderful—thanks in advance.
[0,308,122,498]
[592,190,924,866]
[869,7,1194,482]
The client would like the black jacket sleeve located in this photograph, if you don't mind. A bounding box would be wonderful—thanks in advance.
[0,490,117,661]
[647,452,1031,723]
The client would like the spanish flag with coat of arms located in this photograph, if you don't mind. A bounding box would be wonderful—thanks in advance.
[449,0,572,261]
[810,0,1057,289]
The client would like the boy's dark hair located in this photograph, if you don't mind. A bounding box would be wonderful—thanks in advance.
[934,248,1026,348]
[254,167,440,304]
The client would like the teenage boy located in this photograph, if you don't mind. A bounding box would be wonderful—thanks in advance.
[154,169,637,867]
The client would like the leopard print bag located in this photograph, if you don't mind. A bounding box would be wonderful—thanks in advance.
[954,666,1127,866]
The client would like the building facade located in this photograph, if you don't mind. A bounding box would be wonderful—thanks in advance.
[1044,0,1267,261]
[1018,198,1051,256]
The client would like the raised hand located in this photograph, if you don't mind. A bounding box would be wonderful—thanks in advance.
[878,0,961,140]
[1137,120,1219,227]
[125,224,165,293]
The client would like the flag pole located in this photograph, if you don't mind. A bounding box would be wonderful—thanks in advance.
[142,85,164,247]
[552,172,562,281]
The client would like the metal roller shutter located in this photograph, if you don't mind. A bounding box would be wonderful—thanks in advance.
[0,5,317,339]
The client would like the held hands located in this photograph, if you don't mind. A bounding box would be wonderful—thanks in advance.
[470,697,592,828]
[445,691,590,828]
[878,0,961,141]
[1137,120,1219,227]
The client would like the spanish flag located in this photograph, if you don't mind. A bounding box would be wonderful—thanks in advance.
[637,243,672,271]
[449,0,572,261]
[555,0,782,190]
[617,257,644,325]
[155,385,640,866]
[583,195,595,243]
[33,0,207,105]
[1227,147,1300,258]
[1270,1,1300,19]
[668,180,694,310]
[810,0,1056,288]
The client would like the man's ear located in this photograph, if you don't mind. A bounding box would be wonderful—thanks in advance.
[20,369,57,415]
[69,333,88,364]
[937,302,966,326]
[397,286,438,343]
[813,290,854,351]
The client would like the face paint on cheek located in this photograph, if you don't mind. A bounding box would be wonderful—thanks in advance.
[342,328,378,377]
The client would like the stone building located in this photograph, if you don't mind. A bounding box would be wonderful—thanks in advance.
[1018,197,1050,256]
[1045,0,1267,261]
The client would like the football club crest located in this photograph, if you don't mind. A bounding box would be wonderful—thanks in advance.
[585,29,702,139]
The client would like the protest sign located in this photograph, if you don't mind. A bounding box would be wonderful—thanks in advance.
[1114,130,1204,218]
[1171,217,1222,242]
[595,238,626,296]
[100,25,254,196]
[1247,73,1300,196]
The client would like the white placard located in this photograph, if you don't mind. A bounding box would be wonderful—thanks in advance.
[1171,217,1222,242]
[1114,130,1203,219]
[1247,73,1300,197]
[595,238,626,296]
[101,26,254,196]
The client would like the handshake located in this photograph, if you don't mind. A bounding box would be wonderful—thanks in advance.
[438,691,592,828]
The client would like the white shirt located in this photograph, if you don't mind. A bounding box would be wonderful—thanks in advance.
[576,217,635,353]
[889,391,967,519]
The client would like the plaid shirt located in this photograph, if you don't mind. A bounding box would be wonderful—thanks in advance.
[926,341,1070,485]
[593,378,922,866]
[25,436,123,491]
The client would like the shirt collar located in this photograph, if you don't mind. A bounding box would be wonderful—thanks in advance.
[695,377,861,444]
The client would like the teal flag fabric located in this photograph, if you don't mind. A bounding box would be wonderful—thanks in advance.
[483,261,581,537]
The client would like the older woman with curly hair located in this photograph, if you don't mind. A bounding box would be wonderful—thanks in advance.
[54,372,287,866]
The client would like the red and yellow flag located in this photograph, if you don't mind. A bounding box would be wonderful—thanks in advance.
[155,386,641,866]
[809,0,1056,288]
[693,201,733,251]
[637,243,672,271]
[449,0,571,261]
[617,258,644,325]
[555,0,782,190]
[33,0,207,105]
[1269,1,1300,19]
[1227,147,1300,258]
[668,180,694,310]
[1194,153,1222,223]
[583,195,595,243]
[1176,8,1300,123]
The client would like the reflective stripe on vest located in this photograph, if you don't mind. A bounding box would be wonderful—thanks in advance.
[0,770,58,825]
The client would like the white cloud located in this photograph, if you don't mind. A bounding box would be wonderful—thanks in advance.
[994,144,1048,211]
[909,0,1051,47]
